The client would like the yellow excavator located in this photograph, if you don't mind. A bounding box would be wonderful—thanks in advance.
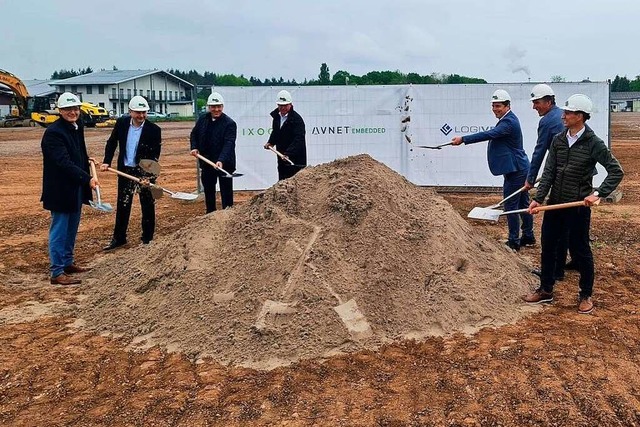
[0,68,110,128]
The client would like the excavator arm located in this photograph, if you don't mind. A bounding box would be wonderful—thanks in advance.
[0,69,30,117]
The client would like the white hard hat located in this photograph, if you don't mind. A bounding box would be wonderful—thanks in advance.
[57,92,82,108]
[561,94,593,114]
[276,90,292,105]
[207,92,224,105]
[129,95,150,112]
[490,89,511,103]
[530,84,555,101]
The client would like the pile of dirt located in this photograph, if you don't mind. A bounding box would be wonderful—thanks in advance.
[75,154,537,370]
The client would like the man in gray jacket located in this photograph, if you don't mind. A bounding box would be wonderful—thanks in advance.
[522,94,623,314]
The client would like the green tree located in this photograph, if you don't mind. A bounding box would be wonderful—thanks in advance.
[550,75,566,83]
[319,63,330,84]
[611,75,631,92]
[629,75,640,92]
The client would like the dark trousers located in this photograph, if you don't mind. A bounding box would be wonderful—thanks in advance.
[503,169,534,244]
[277,164,302,181]
[540,206,593,297]
[113,168,155,243]
[201,167,233,213]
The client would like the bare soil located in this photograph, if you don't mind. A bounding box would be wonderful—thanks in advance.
[1,116,639,426]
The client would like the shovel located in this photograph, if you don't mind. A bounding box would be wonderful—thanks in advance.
[267,146,306,167]
[88,160,113,212]
[138,159,161,177]
[468,200,597,222]
[467,178,541,219]
[194,153,243,178]
[413,142,455,150]
[105,167,198,201]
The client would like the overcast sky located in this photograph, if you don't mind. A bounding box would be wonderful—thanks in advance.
[3,0,639,84]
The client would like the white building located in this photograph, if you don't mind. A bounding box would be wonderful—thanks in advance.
[54,70,195,117]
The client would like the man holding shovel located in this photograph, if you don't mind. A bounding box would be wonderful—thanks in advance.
[522,94,623,314]
[451,89,534,251]
[190,92,237,213]
[41,92,98,285]
[528,84,568,280]
[263,90,307,181]
[100,96,162,250]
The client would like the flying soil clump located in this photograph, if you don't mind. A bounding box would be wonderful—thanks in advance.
[76,154,537,370]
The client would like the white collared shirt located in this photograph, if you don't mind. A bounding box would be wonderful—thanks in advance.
[124,120,144,167]
[566,126,585,148]
[279,113,288,128]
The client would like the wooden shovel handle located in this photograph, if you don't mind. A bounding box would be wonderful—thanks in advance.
[268,146,295,165]
[106,166,142,183]
[195,153,232,176]
[532,200,587,214]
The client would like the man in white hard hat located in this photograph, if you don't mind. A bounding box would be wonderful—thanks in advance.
[41,92,98,285]
[100,95,162,250]
[528,84,567,280]
[190,91,237,212]
[451,89,534,252]
[263,89,307,180]
[523,94,623,314]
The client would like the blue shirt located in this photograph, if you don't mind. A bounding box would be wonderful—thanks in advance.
[124,121,144,167]
[527,105,564,184]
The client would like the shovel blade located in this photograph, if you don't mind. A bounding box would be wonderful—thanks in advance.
[89,201,114,213]
[467,207,502,222]
[170,191,198,201]
[139,159,161,176]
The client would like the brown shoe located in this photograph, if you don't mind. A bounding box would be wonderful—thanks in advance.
[64,264,92,274]
[578,297,594,314]
[50,273,81,286]
[522,288,554,304]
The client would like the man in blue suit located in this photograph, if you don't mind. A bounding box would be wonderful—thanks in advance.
[451,89,534,251]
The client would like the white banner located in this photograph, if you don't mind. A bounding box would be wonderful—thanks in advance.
[217,82,610,190]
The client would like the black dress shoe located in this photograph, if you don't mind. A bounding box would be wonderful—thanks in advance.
[103,240,126,251]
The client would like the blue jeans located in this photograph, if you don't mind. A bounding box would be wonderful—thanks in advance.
[503,169,534,244]
[48,200,82,278]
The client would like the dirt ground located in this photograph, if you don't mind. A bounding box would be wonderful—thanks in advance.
[1,115,639,426]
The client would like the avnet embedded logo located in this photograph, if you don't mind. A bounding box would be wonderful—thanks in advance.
[440,123,452,136]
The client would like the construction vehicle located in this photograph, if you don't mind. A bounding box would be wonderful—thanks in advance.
[0,68,110,128]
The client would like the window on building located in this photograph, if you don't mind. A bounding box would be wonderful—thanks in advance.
[120,102,125,113]
[169,91,173,101]
[112,102,117,113]
[127,89,132,100]
[86,86,93,94]
[98,85,104,94]
[179,91,184,99]
[111,88,116,98]
[147,90,151,99]
[99,102,105,108]
[71,86,77,93]
[175,91,178,100]
[59,85,65,92]
[158,91,162,101]
[119,88,124,99]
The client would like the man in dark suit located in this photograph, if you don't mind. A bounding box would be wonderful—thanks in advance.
[190,91,237,213]
[100,95,162,250]
[263,89,307,181]
[451,89,534,251]
[41,92,98,285]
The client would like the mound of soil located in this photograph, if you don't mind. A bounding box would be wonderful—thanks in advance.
[76,154,537,369]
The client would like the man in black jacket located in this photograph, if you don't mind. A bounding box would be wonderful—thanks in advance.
[264,90,306,180]
[190,92,236,213]
[100,96,162,250]
[41,92,98,285]
[522,94,623,314]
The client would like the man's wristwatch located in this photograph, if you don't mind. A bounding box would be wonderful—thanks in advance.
[593,191,599,197]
